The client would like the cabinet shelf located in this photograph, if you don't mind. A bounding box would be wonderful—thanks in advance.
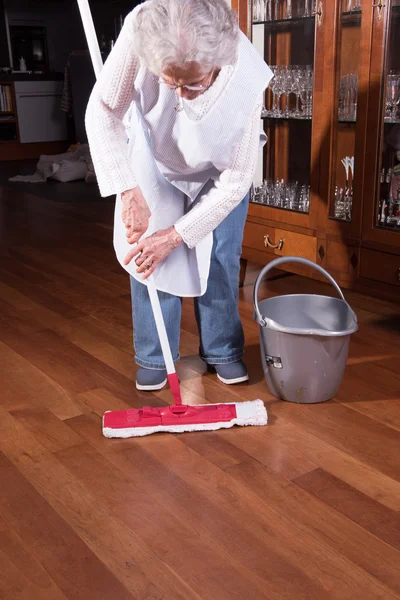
[261,114,312,121]
[384,117,400,124]
[250,201,309,216]
[253,15,315,26]
[376,223,400,232]
[342,10,361,16]
[330,216,351,223]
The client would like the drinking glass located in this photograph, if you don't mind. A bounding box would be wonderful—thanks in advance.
[385,72,400,121]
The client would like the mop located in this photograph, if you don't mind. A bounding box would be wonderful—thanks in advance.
[77,0,268,438]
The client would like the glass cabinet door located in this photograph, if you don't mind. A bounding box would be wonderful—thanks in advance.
[375,1,400,231]
[329,1,362,223]
[250,0,320,218]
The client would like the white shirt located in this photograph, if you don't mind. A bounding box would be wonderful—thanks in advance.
[86,10,263,249]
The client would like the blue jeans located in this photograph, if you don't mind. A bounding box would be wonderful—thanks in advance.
[130,193,249,369]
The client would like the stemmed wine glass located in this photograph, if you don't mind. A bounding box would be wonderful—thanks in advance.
[269,66,285,116]
[385,72,400,121]
[296,66,314,118]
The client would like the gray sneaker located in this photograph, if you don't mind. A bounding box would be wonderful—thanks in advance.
[136,368,168,391]
[208,360,249,385]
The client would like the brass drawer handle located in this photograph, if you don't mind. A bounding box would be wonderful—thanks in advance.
[372,1,385,20]
[312,1,323,26]
[264,234,284,250]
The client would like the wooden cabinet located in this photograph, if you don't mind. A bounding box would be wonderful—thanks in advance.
[232,0,400,301]
[243,221,317,260]
[360,248,400,287]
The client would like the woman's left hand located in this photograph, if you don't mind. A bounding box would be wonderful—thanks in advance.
[124,226,183,280]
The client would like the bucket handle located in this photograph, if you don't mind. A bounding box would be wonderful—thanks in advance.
[253,256,347,327]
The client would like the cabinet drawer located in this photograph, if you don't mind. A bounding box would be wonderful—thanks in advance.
[360,249,400,287]
[243,222,317,261]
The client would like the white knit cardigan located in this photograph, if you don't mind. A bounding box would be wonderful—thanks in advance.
[85,10,262,248]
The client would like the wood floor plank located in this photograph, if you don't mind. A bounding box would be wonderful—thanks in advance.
[71,314,133,354]
[10,245,128,296]
[44,245,127,289]
[77,388,134,417]
[225,460,400,599]
[3,245,131,319]
[0,266,85,319]
[180,425,317,479]
[66,415,332,600]
[0,341,88,420]
[62,326,137,381]
[0,452,136,600]
[0,280,36,311]
[0,281,84,340]
[84,303,135,340]
[78,387,166,417]
[55,441,269,600]
[293,468,400,550]
[140,435,400,599]
[0,296,46,336]
[177,430,253,469]
[0,254,54,288]
[0,515,68,600]
[0,410,193,600]
[335,362,400,432]
[10,407,83,454]
[66,414,398,600]
[247,417,400,511]
[271,399,400,481]
[339,397,400,434]
[0,544,59,600]
[37,275,131,320]
[0,327,140,400]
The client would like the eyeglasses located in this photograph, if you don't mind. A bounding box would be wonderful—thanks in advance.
[158,68,215,92]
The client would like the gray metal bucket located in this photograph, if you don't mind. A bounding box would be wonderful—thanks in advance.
[253,257,358,404]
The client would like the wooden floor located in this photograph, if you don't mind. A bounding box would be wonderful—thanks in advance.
[0,178,399,600]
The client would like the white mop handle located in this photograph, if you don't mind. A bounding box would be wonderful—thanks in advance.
[76,0,176,377]
[76,0,104,79]
[147,277,176,375]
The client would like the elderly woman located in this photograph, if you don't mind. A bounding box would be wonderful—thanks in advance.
[86,0,272,391]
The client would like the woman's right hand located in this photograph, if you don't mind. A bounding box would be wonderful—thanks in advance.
[121,187,151,245]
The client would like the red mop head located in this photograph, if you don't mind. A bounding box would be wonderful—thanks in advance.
[103,399,267,438]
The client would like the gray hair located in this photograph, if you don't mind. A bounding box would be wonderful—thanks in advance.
[132,0,240,75]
